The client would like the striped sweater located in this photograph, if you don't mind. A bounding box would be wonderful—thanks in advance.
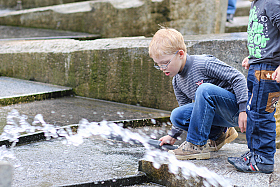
[169,54,248,139]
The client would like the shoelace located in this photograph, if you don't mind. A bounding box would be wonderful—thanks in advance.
[242,151,252,162]
[179,141,201,151]
[178,141,188,149]
[244,152,260,171]
[209,140,218,151]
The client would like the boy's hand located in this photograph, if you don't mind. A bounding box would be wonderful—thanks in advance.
[238,111,247,133]
[242,57,250,69]
[159,135,176,146]
[272,65,280,83]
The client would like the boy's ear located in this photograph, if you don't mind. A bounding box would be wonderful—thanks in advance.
[178,50,185,58]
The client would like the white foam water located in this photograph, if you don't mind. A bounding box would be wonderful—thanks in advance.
[0,109,231,187]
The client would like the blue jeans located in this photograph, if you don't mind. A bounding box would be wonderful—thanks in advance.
[246,64,280,164]
[170,83,240,146]
[227,0,237,14]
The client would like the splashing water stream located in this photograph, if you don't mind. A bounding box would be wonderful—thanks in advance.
[0,109,231,187]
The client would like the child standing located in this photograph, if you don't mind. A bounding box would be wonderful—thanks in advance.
[228,0,280,173]
[149,28,248,160]
[227,0,237,22]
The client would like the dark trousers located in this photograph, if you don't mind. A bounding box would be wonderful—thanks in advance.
[247,63,280,164]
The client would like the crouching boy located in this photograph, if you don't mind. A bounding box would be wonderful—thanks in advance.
[149,28,248,160]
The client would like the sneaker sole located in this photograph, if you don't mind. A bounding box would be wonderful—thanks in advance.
[172,152,211,160]
[236,169,273,174]
[235,165,273,174]
[228,157,244,165]
[208,128,238,152]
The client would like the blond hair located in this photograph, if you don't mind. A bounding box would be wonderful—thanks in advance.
[149,28,187,58]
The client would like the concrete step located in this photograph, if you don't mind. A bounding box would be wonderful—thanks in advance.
[139,144,280,187]
[0,0,87,10]
[225,0,251,33]
[0,113,279,187]
[0,0,227,37]
[0,33,249,112]
[0,90,171,186]
[0,95,277,187]
[235,0,251,17]
[225,16,249,33]
[0,76,171,132]
[0,76,73,106]
[0,25,100,40]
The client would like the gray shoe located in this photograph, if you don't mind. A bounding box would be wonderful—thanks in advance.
[226,13,234,22]
[232,153,274,174]
[228,151,251,165]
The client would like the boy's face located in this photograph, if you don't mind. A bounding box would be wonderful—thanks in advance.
[152,50,185,77]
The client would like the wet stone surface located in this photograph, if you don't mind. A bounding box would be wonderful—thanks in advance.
[0,96,171,133]
[8,126,172,187]
[11,137,145,187]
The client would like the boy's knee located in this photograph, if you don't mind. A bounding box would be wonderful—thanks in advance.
[196,83,213,96]
[170,104,193,125]
[170,108,180,124]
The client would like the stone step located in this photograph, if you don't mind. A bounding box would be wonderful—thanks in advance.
[0,97,278,187]
[0,76,73,106]
[1,33,280,136]
[0,33,249,112]
[235,0,251,17]
[0,0,87,10]
[0,161,13,187]
[139,146,280,187]
[225,16,249,33]
[0,25,100,40]
[0,76,171,132]
[225,0,251,33]
[0,92,171,186]
[0,0,227,37]
[0,119,278,187]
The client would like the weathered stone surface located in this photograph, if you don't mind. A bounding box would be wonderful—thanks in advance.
[0,33,249,111]
[138,160,205,187]
[0,0,86,9]
[185,32,249,77]
[139,145,280,187]
[225,16,248,33]
[167,0,228,35]
[0,25,100,39]
[235,0,251,17]
[1,33,279,134]
[0,161,13,187]
[0,0,227,38]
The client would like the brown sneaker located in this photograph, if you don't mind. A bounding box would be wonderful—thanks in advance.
[168,141,210,160]
[208,127,238,152]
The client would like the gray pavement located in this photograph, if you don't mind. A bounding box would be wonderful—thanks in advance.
[0,77,72,98]
[0,77,280,187]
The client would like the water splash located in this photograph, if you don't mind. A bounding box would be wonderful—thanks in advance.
[0,145,16,161]
[0,109,231,187]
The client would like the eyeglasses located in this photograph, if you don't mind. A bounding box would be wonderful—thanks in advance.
[153,51,179,70]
